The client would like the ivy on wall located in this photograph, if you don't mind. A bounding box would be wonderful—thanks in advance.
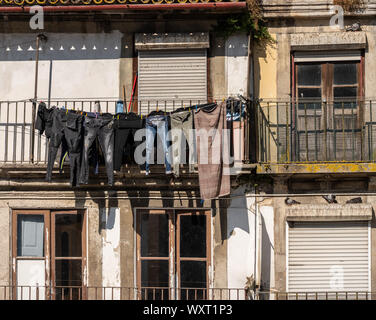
[215,0,275,46]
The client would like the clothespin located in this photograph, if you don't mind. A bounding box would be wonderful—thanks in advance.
[141,114,143,119]
[117,115,119,120]
[195,105,198,111]
[222,97,225,102]
[66,109,68,115]
[156,106,159,112]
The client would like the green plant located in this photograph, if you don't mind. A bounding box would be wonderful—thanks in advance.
[215,2,275,46]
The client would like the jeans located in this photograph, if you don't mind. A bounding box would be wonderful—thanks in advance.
[145,115,172,174]
[79,114,114,186]
[113,112,144,171]
[46,109,84,186]
[170,110,196,177]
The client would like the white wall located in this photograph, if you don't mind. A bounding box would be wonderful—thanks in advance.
[225,33,249,97]
[0,31,124,163]
[0,31,123,102]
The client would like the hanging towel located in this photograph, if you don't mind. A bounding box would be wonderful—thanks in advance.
[194,102,230,200]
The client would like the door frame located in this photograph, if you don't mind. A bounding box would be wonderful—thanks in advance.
[11,209,87,300]
[135,207,212,300]
[50,210,87,300]
[291,53,365,161]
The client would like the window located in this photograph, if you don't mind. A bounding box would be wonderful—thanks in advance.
[13,210,86,300]
[136,209,211,300]
[293,53,364,161]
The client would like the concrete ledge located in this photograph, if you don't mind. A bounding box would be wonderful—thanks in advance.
[286,204,373,221]
[257,162,376,174]
[291,32,367,51]
[135,32,209,50]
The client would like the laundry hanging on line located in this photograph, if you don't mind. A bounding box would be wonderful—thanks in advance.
[35,98,246,199]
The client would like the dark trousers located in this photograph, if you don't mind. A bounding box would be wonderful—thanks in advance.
[79,114,114,186]
[113,112,143,171]
[46,109,84,186]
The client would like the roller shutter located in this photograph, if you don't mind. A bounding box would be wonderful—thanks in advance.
[287,221,370,298]
[138,49,207,115]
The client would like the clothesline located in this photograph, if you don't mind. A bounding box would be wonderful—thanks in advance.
[36,100,233,200]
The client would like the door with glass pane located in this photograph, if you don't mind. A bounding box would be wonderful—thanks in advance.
[12,211,50,300]
[176,211,210,300]
[136,209,211,300]
[13,210,86,300]
[51,211,86,300]
[295,61,362,161]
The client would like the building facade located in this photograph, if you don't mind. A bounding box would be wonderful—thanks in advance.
[0,0,376,301]
[249,0,376,299]
[0,0,255,300]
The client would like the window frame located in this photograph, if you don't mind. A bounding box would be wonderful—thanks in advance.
[135,208,212,300]
[291,52,365,161]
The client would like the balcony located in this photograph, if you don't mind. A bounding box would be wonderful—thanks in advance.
[0,98,253,182]
[256,100,376,174]
[1,286,374,300]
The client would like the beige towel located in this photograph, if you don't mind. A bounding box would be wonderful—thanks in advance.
[194,102,230,199]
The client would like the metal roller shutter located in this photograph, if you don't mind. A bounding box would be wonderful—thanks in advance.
[138,49,207,115]
[287,221,370,298]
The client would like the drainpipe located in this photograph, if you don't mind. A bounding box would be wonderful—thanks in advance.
[31,34,47,163]
[0,3,246,13]
[253,184,263,299]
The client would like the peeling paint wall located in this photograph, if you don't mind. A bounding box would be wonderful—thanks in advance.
[227,187,275,298]
[101,207,121,300]
[225,33,249,97]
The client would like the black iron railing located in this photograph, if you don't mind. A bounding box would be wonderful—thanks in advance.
[0,98,253,166]
[257,100,376,163]
[1,286,374,300]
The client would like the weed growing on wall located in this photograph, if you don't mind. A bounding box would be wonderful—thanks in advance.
[215,0,275,47]
[333,0,366,12]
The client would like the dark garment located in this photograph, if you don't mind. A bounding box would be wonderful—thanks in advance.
[46,109,84,186]
[36,103,69,173]
[36,102,54,138]
[113,112,144,171]
[194,102,230,200]
[79,113,114,186]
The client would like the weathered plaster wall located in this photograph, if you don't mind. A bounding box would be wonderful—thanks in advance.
[227,186,275,298]
[272,179,376,293]
[225,33,249,97]
[0,189,229,297]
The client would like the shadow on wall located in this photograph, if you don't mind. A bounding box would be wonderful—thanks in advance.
[260,213,272,295]
[73,189,119,234]
[226,190,250,236]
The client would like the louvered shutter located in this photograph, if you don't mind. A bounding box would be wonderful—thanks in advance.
[138,49,207,114]
[287,221,370,298]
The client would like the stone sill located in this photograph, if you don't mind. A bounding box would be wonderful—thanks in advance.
[286,203,373,221]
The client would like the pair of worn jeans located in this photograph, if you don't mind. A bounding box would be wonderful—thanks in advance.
[46,109,84,186]
[113,112,144,171]
[170,110,196,177]
[145,115,172,174]
[79,113,114,186]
